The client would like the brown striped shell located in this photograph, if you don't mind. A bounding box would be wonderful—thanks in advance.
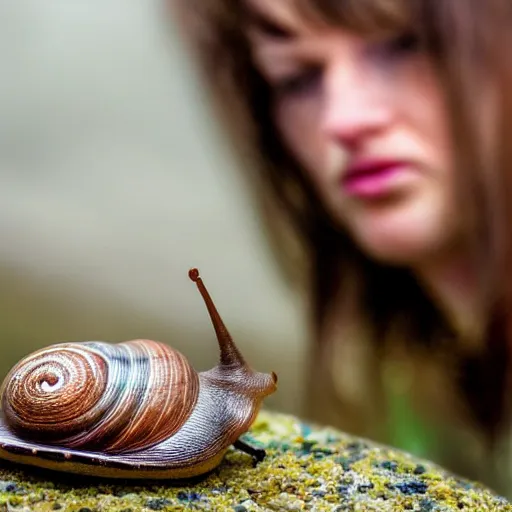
[0,339,199,454]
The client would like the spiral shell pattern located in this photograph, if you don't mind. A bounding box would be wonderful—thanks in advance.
[0,340,199,453]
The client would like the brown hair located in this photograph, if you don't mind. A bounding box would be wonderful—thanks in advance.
[173,0,512,441]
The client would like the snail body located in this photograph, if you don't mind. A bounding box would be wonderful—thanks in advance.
[0,269,277,479]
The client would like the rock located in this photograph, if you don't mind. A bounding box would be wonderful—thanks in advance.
[0,410,510,511]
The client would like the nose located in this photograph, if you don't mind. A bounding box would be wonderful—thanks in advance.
[321,60,393,150]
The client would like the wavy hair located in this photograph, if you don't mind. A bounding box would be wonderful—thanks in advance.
[173,0,512,442]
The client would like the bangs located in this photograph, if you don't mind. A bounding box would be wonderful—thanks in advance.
[292,0,412,34]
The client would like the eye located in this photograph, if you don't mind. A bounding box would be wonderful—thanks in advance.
[271,65,323,97]
[369,31,421,61]
[388,32,420,53]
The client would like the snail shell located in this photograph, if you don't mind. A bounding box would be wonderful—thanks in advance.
[0,269,278,479]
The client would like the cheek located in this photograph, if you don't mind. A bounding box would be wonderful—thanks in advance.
[275,97,331,188]
[402,62,454,173]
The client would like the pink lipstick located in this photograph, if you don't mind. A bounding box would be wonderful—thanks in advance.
[341,159,408,198]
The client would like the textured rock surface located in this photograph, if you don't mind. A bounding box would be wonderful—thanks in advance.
[0,410,510,511]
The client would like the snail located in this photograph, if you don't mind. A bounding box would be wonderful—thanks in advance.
[0,268,278,479]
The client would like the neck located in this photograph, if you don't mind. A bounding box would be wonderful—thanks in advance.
[415,250,482,340]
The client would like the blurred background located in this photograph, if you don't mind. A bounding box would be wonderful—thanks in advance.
[3,1,512,501]
[0,0,309,416]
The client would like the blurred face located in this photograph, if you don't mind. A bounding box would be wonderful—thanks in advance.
[246,0,460,266]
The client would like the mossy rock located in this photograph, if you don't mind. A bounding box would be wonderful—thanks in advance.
[0,410,509,511]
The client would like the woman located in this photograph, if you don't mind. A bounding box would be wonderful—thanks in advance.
[174,0,512,496]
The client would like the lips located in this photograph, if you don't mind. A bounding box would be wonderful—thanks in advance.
[341,158,409,198]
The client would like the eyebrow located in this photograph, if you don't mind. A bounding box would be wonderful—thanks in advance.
[243,3,297,39]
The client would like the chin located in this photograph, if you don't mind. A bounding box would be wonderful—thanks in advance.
[344,200,450,267]
[359,235,437,266]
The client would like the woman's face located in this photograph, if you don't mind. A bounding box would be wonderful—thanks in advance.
[247,0,460,266]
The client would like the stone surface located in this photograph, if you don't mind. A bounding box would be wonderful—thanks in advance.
[0,410,510,511]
